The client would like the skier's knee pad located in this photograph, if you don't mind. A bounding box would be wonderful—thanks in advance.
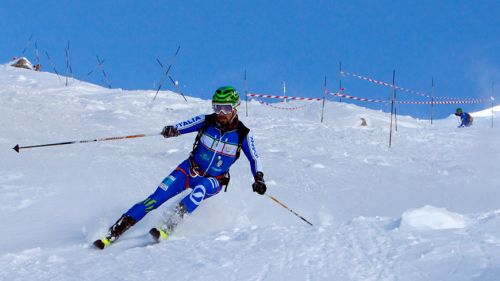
[181,177,221,213]
[182,185,206,213]
[194,177,220,197]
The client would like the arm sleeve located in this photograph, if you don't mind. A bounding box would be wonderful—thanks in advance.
[241,130,263,177]
[459,114,466,127]
[174,115,206,134]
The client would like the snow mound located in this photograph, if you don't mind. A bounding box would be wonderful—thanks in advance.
[400,205,467,230]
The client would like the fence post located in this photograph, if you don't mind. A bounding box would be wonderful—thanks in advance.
[389,70,396,148]
[321,76,327,123]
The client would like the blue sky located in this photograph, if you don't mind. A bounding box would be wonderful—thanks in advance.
[1,0,499,118]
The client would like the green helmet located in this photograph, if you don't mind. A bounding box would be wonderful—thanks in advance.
[212,86,240,106]
[455,108,463,115]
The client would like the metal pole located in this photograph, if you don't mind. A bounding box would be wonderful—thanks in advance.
[21,34,33,55]
[245,69,248,117]
[283,81,287,103]
[492,98,495,129]
[67,41,73,79]
[389,70,396,148]
[431,78,435,125]
[153,45,181,101]
[87,56,106,77]
[394,83,398,132]
[395,107,398,132]
[321,76,327,123]
[339,61,342,103]
[45,51,61,82]
[101,69,111,89]
[34,41,40,65]
[156,57,186,101]
[167,75,187,102]
[65,46,69,86]
[492,82,495,128]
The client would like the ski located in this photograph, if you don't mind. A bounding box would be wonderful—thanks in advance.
[93,203,186,250]
[93,228,167,250]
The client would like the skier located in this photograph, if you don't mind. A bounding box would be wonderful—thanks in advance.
[94,86,267,249]
[454,108,473,127]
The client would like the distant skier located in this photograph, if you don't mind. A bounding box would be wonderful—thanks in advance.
[454,108,473,128]
[94,86,267,249]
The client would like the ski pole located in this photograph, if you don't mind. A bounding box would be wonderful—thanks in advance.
[265,194,313,226]
[13,132,161,153]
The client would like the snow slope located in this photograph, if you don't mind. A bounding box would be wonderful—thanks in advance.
[1,64,500,281]
[472,102,499,118]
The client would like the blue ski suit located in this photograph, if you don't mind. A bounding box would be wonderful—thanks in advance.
[458,112,473,127]
[125,114,263,221]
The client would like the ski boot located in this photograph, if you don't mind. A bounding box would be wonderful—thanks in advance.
[150,203,187,242]
[93,215,137,250]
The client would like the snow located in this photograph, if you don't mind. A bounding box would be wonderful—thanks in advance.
[472,103,499,118]
[1,64,500,280]
[400,205,467,230]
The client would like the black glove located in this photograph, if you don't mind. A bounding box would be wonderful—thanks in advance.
[161,126,180,138]
[252,172,267,195]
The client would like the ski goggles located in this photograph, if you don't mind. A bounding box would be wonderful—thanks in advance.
[213,103,238,115]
